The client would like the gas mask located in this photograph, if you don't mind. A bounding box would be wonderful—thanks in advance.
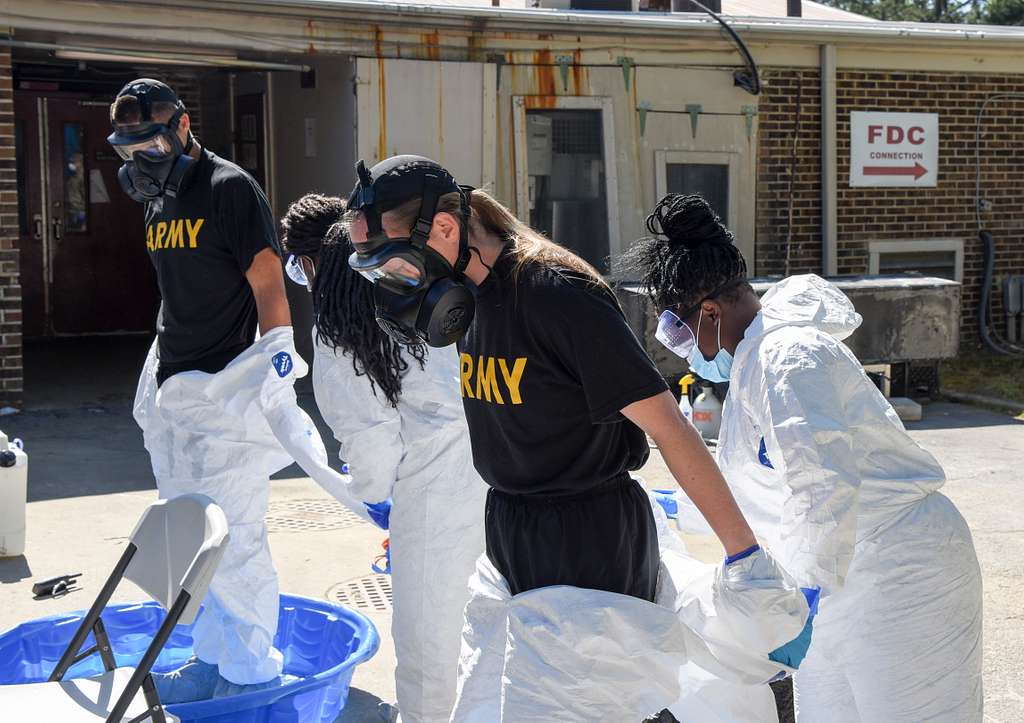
[107,79,196,203]
[347,156,476,348]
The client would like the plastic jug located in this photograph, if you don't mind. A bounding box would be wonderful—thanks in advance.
[677,374,695,424]
[692,382,723,442]
[0,431,28,558]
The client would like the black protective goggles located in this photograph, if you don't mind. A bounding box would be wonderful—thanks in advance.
[348,241,429,294]
[107,104,184,160]
[108,130,176,161]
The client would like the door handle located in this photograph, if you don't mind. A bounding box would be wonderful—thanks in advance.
[53,218,63,242]
[33,214,42,240]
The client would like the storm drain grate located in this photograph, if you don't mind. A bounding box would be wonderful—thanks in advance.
[265,498,367,533]
[327,575,393,612]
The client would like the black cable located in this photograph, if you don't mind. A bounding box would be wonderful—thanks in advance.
[680,0,761,95]
[974,94,1024,356]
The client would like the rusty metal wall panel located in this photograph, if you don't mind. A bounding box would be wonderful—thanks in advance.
[355,57,494,188]
[635,66,758,267]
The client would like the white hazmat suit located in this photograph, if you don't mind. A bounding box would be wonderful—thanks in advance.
[312,338,487,723]
[449,493,812,722]
[679,274,983,722]
[135,326,366,685]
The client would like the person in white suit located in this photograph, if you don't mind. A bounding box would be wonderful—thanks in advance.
[281,194,487,723]
[628,193,983,723]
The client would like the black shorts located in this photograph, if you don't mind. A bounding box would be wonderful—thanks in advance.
[485,474,660,601]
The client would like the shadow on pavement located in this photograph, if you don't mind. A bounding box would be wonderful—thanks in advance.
[0,555,32,584]
[906,401,1024,431]
[335,687,385,722]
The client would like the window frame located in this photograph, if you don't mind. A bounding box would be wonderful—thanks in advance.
[655,149,741,234]
[512,95,621,259]
[867,238,964,283]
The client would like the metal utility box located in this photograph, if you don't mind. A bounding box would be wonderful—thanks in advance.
[616,275,962,379]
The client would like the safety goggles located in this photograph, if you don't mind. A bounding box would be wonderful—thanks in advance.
[110,133,175,161]
[655,277,747,357]
[285,254,317,291]
[656,309,698,359]
[348,241,428,294]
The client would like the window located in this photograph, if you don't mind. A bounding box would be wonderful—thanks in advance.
[63,123,87,234]
[655,150,739,232]
[665,162,729,223]
[514,97,619,273]
[868,239,964,282]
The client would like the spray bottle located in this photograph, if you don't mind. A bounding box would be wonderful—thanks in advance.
[677,374,695,424]
[692,381,723,442]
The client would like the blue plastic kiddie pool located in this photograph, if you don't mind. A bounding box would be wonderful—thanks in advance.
[0,594,379,723]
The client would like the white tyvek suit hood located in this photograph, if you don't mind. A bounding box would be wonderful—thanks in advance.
[747,273,863,345]
[313,339,486,723]
[678,274,984,723]
[722,274,946,591]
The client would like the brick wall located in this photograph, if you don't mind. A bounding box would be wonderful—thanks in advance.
[0,48,22,406]
[756,68,823,277]
[756,67,1024,346]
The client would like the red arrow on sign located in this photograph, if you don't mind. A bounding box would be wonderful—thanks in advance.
[862,162,928,180]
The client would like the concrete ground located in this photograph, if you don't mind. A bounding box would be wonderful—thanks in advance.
[1,338,1022,722]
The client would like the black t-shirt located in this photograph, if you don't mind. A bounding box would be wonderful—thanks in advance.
[458,252,668,496]
[143,149,278,377]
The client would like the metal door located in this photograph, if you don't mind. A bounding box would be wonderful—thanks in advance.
[15,93,159,336]
[234,93,267,189]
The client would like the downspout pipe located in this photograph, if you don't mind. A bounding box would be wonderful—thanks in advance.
[820,44,838,277]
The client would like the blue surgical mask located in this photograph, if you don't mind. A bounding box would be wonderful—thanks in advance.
[686,309,733,383]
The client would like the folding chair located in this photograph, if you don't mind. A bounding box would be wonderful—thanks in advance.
[0,494,229,722]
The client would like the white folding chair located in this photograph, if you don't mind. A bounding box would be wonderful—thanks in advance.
[0,494,229,723]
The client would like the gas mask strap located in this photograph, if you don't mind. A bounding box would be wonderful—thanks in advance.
[353,161,383,238]
[163,154,196,199]
[410,175,441,250]
[166,102,186,132]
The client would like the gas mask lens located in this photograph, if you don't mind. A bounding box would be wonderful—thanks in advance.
[350,250,425,292]
[655,309,697,359]
[112,134,174,161]
[370,257,423,287]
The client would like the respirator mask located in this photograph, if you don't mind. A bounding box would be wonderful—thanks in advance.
[107,79,196,203]
[347,156,476,348]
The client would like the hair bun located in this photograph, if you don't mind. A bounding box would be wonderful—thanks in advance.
[645,194,734,250]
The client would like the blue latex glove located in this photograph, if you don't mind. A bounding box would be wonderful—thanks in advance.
[768,587,820,669]
[724,543,760,565]
[652,489,679,520]
[364,499,392,530]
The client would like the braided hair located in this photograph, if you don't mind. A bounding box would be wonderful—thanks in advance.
[280,193,425,408]
[622,194,748,312]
